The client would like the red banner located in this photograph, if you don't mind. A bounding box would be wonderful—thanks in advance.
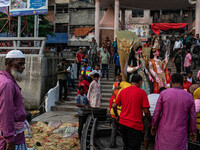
[151,23,188,35]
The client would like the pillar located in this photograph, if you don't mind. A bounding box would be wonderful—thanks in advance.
[121,9,125,30]
[95,0,100,47]
[114,0,119,39]
[159,10,162,22]
[195,0,200,35]
[180,10,183,23]
[144,10,150,23]
[188,8,193,30]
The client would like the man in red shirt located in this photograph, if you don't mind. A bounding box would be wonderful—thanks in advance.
[77,75,90,95]
[76,48,84,77]
[112,74,151,150]
[183,74,192,92]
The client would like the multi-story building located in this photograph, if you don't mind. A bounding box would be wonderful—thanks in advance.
[68,0,96,47]
[46,0,69,49]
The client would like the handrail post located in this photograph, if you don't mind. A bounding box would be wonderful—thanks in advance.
[13,41,17,49]
[40,39,46,56]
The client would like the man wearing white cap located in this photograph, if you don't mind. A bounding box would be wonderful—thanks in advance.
[0,50,27,150]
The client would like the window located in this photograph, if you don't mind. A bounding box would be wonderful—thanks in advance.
[132,10,144,18]
[56,4,68,14]
[55,23,68,33]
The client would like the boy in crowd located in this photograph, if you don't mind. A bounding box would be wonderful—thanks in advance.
[77,75,90,95]
[75,86,90,139]
[187,71,196,84]
[113,73,122,96]
[183,74,192,92]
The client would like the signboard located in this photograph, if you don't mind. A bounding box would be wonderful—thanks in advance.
[0,0,9,7]
[9,0,48,16]
[125,24,149,41]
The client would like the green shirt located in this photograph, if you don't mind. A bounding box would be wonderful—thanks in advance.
[57,63,67,80]
[174,52,182,64]
[100,52,110,64]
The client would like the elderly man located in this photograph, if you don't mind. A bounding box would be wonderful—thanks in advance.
[0,50,27,150]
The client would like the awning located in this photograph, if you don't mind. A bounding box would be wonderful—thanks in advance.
[74,27,94,37]
[46,33,68,44]
[151,23,188,35]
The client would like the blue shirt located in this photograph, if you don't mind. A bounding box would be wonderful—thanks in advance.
[75,94,88,115]
[113,53,120,66]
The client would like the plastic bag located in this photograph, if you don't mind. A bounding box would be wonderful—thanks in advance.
[63,126,78,138]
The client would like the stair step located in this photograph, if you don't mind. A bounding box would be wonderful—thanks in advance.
[66,96,111,101]
[55,101,110,107]
[51,104,110,112]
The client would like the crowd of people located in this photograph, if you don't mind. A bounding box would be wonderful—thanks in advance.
[55,33,200,150]
[148,33,200,74]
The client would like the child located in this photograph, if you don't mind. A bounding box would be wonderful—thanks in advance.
[167,68,172,88]
[187,71,196,84]
[75,86,90,139]
[113,73,122,96]
[87,73,102,107]
[184,50,192,74]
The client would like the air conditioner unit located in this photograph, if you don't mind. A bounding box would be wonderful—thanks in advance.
[188,0,197,4]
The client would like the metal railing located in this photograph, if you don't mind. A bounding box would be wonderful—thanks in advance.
[0,37,46,55]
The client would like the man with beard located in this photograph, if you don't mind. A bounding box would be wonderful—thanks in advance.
[0,50,27,150]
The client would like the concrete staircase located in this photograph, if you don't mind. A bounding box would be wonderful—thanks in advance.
[51,65,115,112]
[167,60,200,77]
[51,60,200,113]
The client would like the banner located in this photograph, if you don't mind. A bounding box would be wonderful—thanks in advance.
[9,0,48,16]
[0,0,9,7]
[151,23,188,35]
[125,24,149,42]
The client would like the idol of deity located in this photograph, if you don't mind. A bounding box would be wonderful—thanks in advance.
[149,50,169,93]
[127,47,152,95]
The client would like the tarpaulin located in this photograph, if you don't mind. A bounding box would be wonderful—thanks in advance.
[74,27,94,37]
[151,23,188,35]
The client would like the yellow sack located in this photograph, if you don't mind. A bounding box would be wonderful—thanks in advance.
[197,113,200,131]
[193,88,200,100]
[110,82,131,117]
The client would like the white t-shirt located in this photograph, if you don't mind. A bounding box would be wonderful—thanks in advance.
[148,94,160,116]
[173,41,183,50]
[187,77,193,83]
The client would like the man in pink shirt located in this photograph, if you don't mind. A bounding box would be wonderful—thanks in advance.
[197,70,200,82]
[184,50,192,74]
[0,50,27,150]
[151,73,196,150]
